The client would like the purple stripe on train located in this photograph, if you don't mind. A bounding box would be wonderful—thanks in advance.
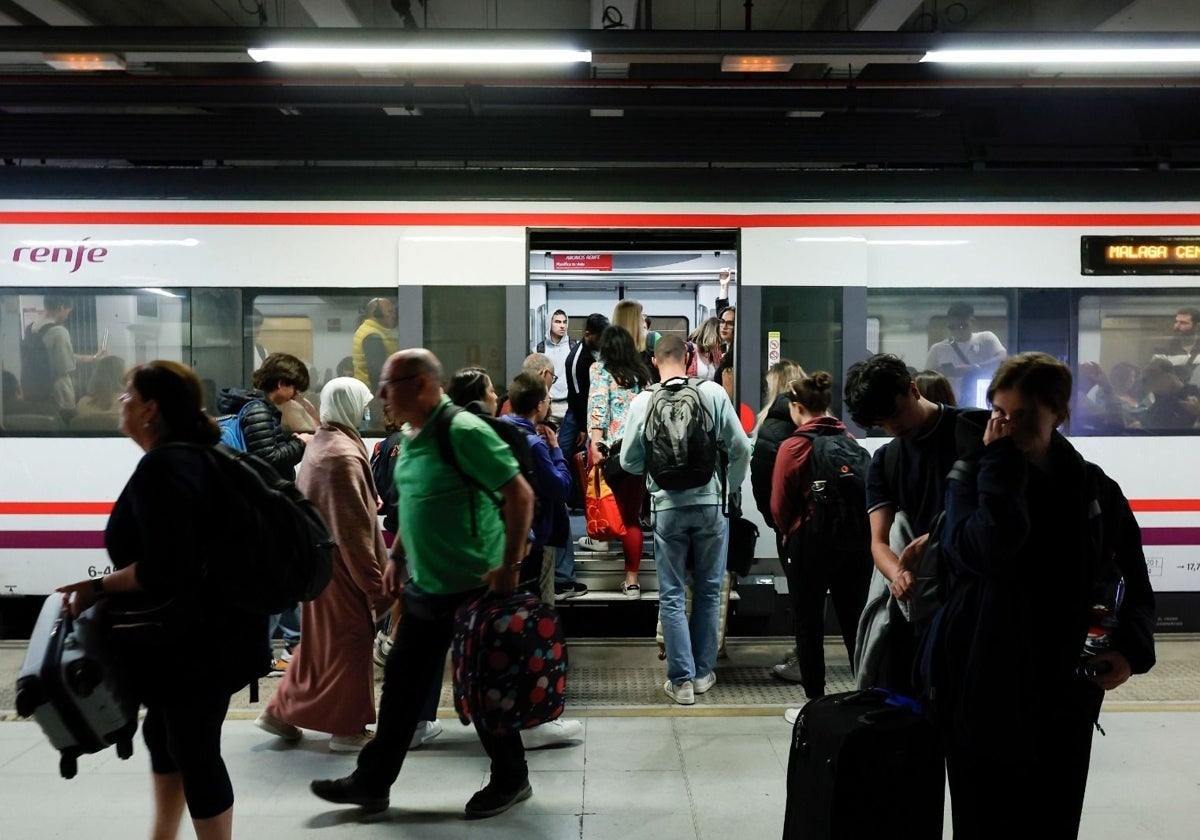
[1139,528,1200,546]
[0,532,106,549]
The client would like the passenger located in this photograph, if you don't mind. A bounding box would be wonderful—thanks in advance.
[350,297,399,390]
[1140,357,1200,430]
[75,354,127,416]
[534,309,576,424]
[218,353,312,479]
[311,348,536,819]
[218,352,313,673]
[57,360,268,840]
[22,294,107,416]
[771,372,872,707]
[752,360,807,683]
[914,369,957,406]
[446,365,499,416]
[1,370,31,416]
[586,323,652,596]
[924,302,1007,406]
[336,355,355,380]
[717,303,736,355]
[249,307,269,369]
[716,267,735,317]
[751,359,807,554]
[930,352,1156,839]
[713,343,735,401]
[369,406,405,679]
[499,372,585,749]
[563,314,609,462]
[1071,361,1129,434]
[1151,305,1200,382]
[619,335,752,705]
[256,377,390,753]
[1109,361,1146,412]
[643,315,661,351]
[686,317,724,381]
[843,353,978,696]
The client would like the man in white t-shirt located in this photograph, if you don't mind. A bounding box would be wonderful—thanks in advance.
[925,302,1006,406]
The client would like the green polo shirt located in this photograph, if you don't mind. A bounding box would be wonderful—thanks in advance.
[395,395,518,594]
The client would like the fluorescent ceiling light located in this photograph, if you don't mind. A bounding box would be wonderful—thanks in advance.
[922,48,1200,65]
[247,47,591,65]
[721,55,794,72]
[43,53,125,71]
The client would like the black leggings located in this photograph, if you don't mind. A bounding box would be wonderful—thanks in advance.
[783,528,872,699]
[142,690,234,820]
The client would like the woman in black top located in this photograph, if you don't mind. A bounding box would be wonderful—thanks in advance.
[59,360,268,840]
[931,352,1156,839]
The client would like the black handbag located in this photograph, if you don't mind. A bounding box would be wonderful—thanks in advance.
[600,438,629,484]
[726,515,760,577]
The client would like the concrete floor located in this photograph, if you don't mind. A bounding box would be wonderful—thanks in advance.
[2,637,1199,838]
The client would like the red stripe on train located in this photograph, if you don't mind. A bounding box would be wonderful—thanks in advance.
[0,502,113,515]
[3,211,1200,227]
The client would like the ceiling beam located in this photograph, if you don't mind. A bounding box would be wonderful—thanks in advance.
[297,0,362,28]
[9,0,92,26]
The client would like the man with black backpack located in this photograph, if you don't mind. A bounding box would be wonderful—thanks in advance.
[770,371,873,709]
[620,335,751,706]
[311,349,537,820]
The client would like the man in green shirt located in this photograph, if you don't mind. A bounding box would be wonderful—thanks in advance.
[311,348,535,819]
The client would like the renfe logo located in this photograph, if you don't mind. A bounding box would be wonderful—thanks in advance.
[12,237,108,273]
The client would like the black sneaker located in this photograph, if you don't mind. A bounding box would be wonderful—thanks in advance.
[464,779,532,819]
[554,581,588,601]
[310,776,389,813]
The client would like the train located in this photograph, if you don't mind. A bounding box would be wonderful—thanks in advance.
[2,173,1198,634]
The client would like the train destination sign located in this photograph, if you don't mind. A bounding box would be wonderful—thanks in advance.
[1082,236,1200,275]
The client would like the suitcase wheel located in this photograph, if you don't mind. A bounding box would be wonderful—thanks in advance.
[59,754,77,780]
[117,738,133,760]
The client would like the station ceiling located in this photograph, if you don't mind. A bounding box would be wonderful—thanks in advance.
[1,0,1200,169]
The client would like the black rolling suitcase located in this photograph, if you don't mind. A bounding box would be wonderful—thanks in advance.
[782,688,944,840]
[14,594,138,779]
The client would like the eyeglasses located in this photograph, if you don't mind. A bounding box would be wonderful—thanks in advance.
[543,371,558,384]
[720,319,735,326]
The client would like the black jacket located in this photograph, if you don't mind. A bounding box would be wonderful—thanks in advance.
[217,387,305,479]
[928,427,1156,754]
[750,394,796,530]
[564,341,596,424]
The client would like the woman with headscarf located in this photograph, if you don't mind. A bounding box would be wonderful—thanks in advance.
[256,376,392,753]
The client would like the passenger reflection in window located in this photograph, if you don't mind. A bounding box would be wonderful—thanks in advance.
[1072,362,1131,435]
[1141,358,1200,431]
[1151,306,1200,384]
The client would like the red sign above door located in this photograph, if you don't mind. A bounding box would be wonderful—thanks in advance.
[553,253,613,271]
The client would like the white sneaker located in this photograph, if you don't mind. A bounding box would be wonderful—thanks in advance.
[621,581,641,600]
[329,730,374,753]
[255,710,301,742]
[783,708,801,726]
[520,718,583,750]
[373,632,393,669]
[409,719,443,749]
[664,679,695,706]
[577,536,609,552]
[694,672,717,694]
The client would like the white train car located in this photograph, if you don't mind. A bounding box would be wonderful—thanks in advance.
[1,195,1198,632]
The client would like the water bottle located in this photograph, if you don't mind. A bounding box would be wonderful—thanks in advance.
[1082,578,1125,657]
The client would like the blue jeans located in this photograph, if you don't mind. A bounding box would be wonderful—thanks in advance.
[268,603,301,651]
[654,504,728,685]
[554,541,576,585]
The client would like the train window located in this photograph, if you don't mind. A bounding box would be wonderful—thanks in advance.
[424,286,507,388]
[249,292,396,433]
[760,287,845,416]
[867,291,1012,410]
[1074,294,1200,435]
[1,288,179,436]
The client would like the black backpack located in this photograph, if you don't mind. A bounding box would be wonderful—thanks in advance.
[433,402,540,536]
[644,377,720,491]
[20,322,54,404]
[166,443,335,615]
[371,430,404,534]
[798,430,872,552]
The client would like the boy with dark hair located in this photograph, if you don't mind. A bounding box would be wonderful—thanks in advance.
[843,353,974,696]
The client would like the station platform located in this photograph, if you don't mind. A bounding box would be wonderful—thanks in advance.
[2,636,1199,839]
